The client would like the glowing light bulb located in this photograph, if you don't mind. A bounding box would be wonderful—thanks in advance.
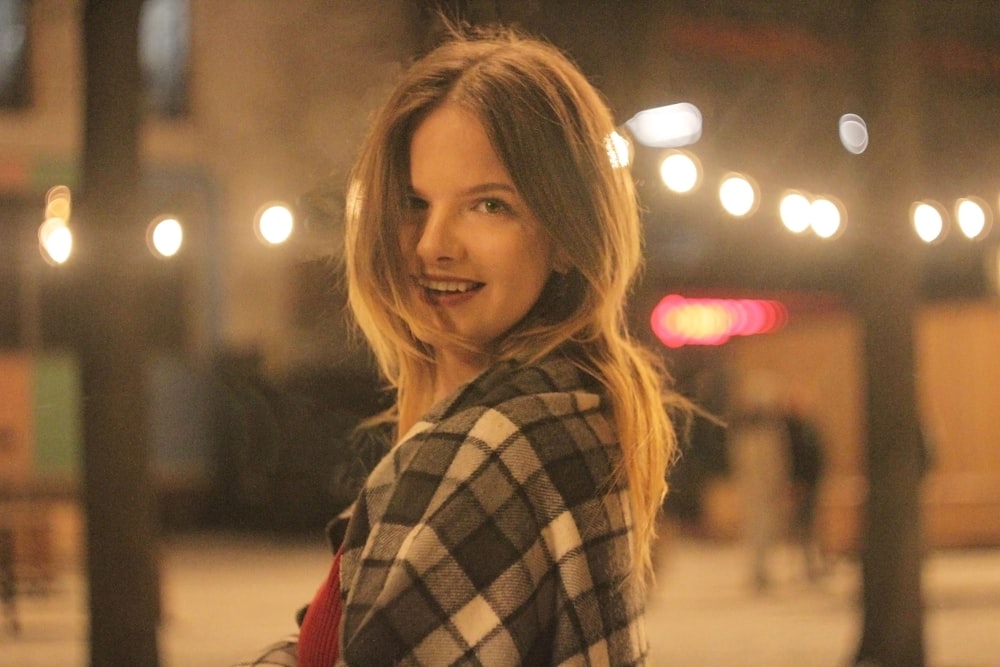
[255,203,294,245]
[39,217,73,265]
[780,191,812,234]
[659,151,701,194]
[912,201,945,244]
[719,173,758,218]
[149,216,183,258]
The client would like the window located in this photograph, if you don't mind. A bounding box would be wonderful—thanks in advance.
[0,0,29,109]
[140,0,189,117]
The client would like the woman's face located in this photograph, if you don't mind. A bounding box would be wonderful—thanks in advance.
[400,103,558,362]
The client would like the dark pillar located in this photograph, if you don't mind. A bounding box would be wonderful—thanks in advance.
[853,1,926,665]
[80,1,160,665]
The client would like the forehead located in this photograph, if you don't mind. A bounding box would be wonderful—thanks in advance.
[408,104,513,190]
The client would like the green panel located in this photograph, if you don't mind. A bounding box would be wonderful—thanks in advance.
[32,352,82,478]
[30,159,79,192]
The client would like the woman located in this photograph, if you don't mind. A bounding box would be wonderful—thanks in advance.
[296,23,685,667]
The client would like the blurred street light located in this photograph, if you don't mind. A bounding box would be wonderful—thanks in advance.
[779,190,813,234]
[255,202,294,245]
[38,216,73,265]
[839,113,870,154]
[147,215,183,258]
[955,197,990,240]
[811,196,845,239]
[659,150,701,194]
[625,102,702,148]
[718,172,758,218]
[46,184,73,221]
[39,185,74,264]
[912,200,946,244]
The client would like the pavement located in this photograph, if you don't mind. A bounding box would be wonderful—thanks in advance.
[2,529,1000,667]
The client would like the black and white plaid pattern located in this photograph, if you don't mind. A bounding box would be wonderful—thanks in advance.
[337,355,647,666]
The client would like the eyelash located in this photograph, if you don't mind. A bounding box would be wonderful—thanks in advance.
[404,196,514,217]
[474,198,513,215]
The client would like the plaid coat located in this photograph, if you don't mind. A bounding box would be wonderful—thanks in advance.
[335,354,647,666]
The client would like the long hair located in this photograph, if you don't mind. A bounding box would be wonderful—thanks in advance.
[343,25,683,588]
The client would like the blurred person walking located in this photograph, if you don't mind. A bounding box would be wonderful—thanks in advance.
[726,371,791,593]
[784,400,827,581]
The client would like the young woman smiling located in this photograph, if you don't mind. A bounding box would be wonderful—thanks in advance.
[280,22,687,667]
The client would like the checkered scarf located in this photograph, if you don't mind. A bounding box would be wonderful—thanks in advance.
[336,354,648,666]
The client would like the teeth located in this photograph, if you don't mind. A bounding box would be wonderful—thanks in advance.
[421,279,479,293]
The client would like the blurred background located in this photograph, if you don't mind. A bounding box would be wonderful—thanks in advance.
[1,1,999,665]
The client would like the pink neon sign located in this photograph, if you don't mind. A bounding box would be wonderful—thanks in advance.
[650,294,788,347]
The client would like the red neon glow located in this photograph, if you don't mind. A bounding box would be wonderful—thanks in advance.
[650,295,788,347]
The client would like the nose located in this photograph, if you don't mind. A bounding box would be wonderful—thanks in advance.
[415,206,462,264]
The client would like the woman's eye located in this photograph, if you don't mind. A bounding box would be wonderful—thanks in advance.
[475,198,511,215]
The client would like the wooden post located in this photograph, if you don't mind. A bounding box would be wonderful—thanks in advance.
[79,1,160,665]
[852,1,926,664]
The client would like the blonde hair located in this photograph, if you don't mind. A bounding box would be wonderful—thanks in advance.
[343,25,683,588]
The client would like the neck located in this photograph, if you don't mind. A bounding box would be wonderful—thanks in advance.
[432,348,491,404]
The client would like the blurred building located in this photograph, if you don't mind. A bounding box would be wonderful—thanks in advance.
[0,0,421,567]
[0,0,998,573]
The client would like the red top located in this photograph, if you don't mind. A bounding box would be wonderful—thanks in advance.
[297,550,343,667]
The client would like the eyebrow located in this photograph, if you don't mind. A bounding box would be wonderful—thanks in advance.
[465,182,518,195]
[408,181,519,198]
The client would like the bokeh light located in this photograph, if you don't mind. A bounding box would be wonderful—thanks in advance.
[780,190,812,234]
[650,294,787,348]
[38,217,73,265]
[912,201,946,244]
[838,113,869,154]
[606,130,632,169]
[625,102,702,148]
[45,185,72,222]
[811,196,845,239]
[148,216,183,258]
[955,197,990,240]
[718,173,758,218]
[255,202,295,245]
[659,150,702,194]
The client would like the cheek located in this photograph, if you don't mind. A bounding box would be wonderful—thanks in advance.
[397,226,418,261]
[531,236,558,277]
[521,245,556,297]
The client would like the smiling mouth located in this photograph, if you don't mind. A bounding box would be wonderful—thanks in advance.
[418,278,485,295]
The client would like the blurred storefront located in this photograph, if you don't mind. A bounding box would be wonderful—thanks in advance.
[1,1,998,577]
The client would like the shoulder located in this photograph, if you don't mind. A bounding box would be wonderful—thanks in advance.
[425,360,621,515]
[426,355,615,455]
[462,353,607,418]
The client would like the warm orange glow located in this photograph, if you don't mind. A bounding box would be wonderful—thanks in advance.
[45,185,72,222]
